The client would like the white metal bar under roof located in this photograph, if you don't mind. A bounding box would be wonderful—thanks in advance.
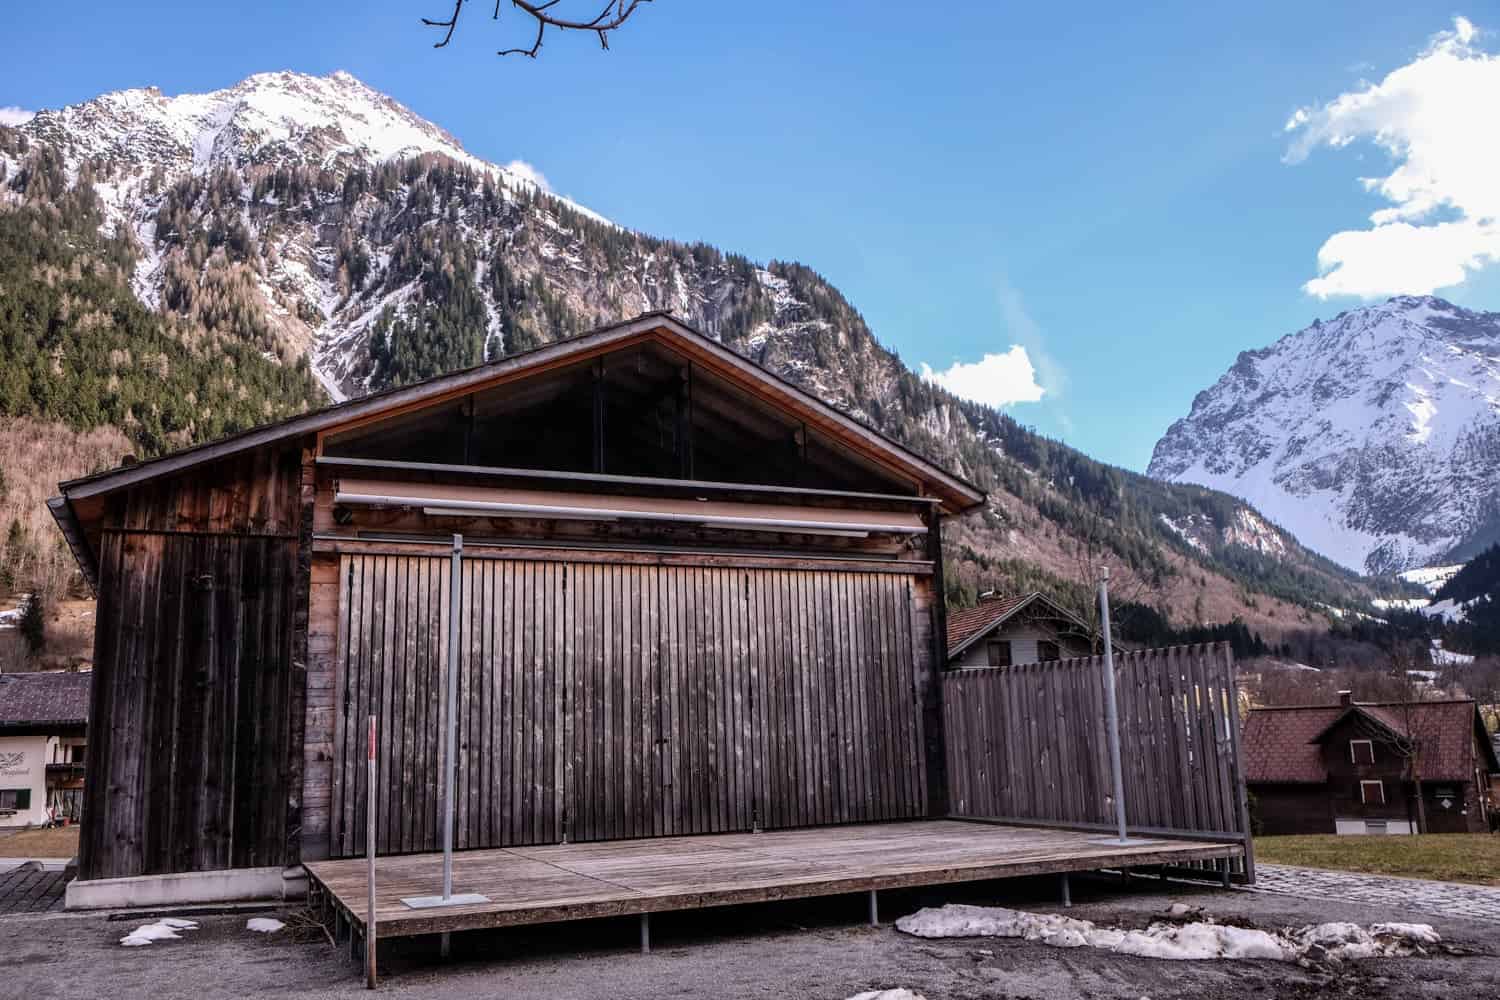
[334,479,927,536]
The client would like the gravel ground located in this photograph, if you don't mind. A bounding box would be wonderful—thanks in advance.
[3,875,1498,1000]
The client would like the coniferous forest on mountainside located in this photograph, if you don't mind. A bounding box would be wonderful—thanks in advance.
[0,113,1441,670]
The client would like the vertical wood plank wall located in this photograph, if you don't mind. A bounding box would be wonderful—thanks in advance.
[942,643,1252,848]
[329,554,929,856]
[78,531,299,880]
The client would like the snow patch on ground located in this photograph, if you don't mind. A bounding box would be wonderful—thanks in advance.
[1371,597,1430,612]
[894,904,1439,965]
[1263,658,1322,673]
[1157,513,1209,554]
[246,917,285,933]
[1431,640,1475,666]
[0,595,32,631]
[120,917,199,947]
[1399,564,1464,594]
[846,991,926,1000]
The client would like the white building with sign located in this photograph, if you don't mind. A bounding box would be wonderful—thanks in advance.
[0,672,90,828]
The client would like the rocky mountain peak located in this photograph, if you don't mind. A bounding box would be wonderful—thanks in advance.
[21,69,485,179]
[1149,297,1500,575]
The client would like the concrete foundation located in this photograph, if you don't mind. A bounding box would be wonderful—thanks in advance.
[65,864,307,910]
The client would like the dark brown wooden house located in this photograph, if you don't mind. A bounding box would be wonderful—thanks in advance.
[1244,693,1498,836]
[50,313,989,892]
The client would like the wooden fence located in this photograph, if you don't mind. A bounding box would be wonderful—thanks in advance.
[943,642,1253,880]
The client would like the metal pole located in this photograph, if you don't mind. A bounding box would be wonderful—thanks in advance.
[398,532,488,913]
[868,889,879,927]
[366,715,377,989]
[1099,567,1129,844]
[639,912,651,954]
[444,533,462,901]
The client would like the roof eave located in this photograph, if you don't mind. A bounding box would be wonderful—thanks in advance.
[47,496,98,595]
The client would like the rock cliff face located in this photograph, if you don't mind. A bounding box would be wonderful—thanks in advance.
[1,70,1376,622]
[1150,297,1500,575]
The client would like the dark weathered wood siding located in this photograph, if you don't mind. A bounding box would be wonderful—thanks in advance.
[76,446,308,882]
[78,531,299,879]
[1247,784,1333,836]
[327,553,932,857]
[943,643,1252,846]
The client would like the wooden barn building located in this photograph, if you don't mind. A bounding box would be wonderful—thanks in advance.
[50,313,1250,935]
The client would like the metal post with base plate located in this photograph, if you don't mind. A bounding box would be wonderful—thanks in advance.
[402,534,490,919]
[1090,567,1153,849]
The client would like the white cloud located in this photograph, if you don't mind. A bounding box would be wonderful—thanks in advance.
[1285,16,1500,298]
[0,106,35,127]
[920,345,1046,408]
[503,159,551,192]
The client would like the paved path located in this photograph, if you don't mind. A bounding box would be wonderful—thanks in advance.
[0,867,68,916]
[1254,863,1500,923]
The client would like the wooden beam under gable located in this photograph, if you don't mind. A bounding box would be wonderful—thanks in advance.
[65,315,983,518]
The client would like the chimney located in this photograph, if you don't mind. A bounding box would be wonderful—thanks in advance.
[1338,690,1353,708]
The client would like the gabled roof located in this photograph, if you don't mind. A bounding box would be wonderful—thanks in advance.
[54,312,986,514]
[1244,699,1499,785]
[945,592,1093,659]
[1241,705,1341,784]
[0,671,90,732]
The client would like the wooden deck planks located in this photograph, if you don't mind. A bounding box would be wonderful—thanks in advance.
[305,819,1242,938]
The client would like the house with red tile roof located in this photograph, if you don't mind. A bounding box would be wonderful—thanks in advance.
[946,592,1107,668]
[1244,692,1498,836]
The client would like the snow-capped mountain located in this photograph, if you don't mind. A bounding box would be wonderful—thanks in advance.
[24,70,483,176]
[1149,296,1500,575]
[0,69,1380,626]
[10,70,613,399]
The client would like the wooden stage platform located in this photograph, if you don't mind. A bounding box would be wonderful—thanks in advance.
[304,819,1243,940]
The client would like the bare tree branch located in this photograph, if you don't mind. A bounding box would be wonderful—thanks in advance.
[424,0,652,57]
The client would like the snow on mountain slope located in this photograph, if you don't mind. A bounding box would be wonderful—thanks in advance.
[1398,564,1465,594]
[23,70,603,217]
[24,71,477,174]
[10,70,612,396]
[1149,296,1500,575]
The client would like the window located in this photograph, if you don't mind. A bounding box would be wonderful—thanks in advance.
[986,641,1012,667]
[1349,739,1375,765]
[1364,819,1388,834]
[1359,780,1385,805]
[70,745,86,764]
[0,789,31,811]
[1038,640,1061,663]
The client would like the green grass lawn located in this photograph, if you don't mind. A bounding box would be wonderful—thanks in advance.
[1256,833,1500,886]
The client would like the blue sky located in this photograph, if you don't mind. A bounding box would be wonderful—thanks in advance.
[2,2,1497,471]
